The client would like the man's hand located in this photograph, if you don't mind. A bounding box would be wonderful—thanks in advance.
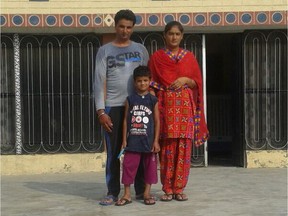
[98,112,113,133]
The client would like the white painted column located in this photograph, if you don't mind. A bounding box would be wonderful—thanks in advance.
[14,34,22,154]
[202,34,208,167]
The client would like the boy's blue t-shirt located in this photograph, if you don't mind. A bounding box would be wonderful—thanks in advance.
[125,93,158,153]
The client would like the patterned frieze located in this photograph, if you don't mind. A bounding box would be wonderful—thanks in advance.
[1,11,286,30]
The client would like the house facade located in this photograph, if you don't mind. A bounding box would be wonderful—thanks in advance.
[1,0,287,174]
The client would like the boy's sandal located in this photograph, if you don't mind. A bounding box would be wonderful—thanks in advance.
[160,194,173,202]
[136,193,156,201]
[115,198,132,206]
[144,197,156,205]
[99,195,118,206]
[174,193,188,201]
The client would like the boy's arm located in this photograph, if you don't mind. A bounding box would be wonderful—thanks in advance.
[152,102,160,153]
[122,100,129,149]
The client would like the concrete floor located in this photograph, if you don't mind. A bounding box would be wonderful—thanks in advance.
[1,167,287,216]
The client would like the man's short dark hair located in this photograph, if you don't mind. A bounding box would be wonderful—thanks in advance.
[133,66,151,80]
[114,9,136,26]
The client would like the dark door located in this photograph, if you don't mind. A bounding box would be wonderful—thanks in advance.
[206,34,244,166]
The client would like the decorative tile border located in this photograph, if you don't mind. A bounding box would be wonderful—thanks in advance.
[1,11,286,28]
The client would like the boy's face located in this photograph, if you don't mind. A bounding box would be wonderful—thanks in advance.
[134,76,150,93]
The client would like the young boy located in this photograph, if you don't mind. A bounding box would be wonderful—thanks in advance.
[115,66,160,206]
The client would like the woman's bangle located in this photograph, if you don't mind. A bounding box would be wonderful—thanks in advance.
[98,112,106,118]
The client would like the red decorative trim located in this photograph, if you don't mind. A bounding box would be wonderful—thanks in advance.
[1,11,287,28]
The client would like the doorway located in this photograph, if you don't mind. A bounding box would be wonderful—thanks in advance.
[205,33,243,166]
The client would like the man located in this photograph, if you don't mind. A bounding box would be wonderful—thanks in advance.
[94,9,149,206]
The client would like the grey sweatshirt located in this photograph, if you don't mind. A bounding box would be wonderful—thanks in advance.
[94,41,149,110]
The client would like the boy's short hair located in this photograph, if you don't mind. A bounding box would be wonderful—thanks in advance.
[114,9,136,26]
[133,66,151,80]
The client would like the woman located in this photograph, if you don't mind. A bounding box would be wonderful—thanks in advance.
[148,21,209,201]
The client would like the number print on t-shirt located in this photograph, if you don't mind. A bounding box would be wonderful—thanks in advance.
[130,105,152,136]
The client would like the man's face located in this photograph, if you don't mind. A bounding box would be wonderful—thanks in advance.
[115,19,134,41]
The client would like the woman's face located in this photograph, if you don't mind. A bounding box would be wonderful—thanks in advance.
[164,26,183,50]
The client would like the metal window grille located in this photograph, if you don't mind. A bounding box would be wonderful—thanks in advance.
[1,34,103,154]
[244,31,288,150]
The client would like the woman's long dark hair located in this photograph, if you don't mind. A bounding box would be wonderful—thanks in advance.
[164,21,184,34]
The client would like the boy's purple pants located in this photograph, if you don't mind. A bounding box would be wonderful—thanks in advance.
[122,151,158,185]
